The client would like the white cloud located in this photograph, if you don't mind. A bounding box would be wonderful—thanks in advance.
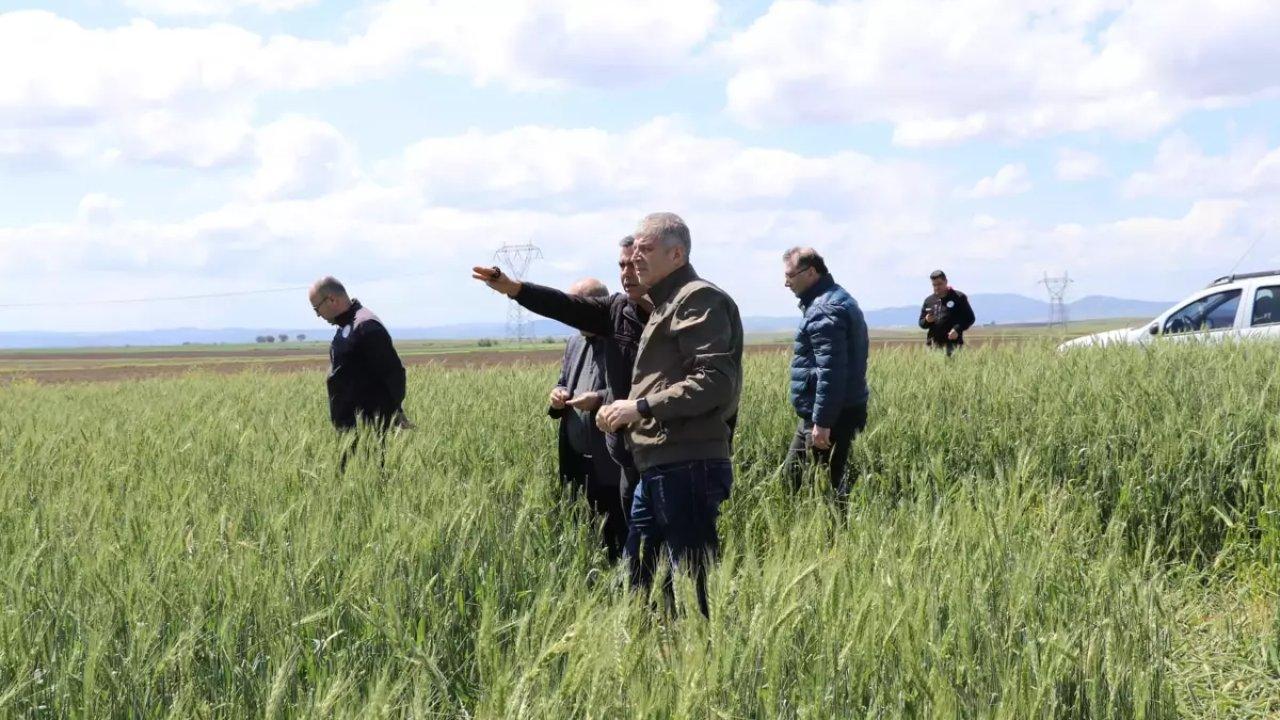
[1125,133,1280,199]
[965,163,1031,199]
[124,0,318,17]
[362,0,720,90]
[0,120,946,330]
[77,193,124,225]
[398,118,940,217]
[1055,148,1107,181]
[246,116,357,200]
[0,12,291,168]
[9,104,1280,333]
[0,13,285,119]
[0,1,721,105]
[932,197,1280,305]
[0,4,720,169]
[6,170,1279,331]
[722,0,1280,145]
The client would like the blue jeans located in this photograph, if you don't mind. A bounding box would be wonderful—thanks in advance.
[627,459,733,616]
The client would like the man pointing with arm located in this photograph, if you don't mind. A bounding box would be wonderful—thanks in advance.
[471,237,651,559]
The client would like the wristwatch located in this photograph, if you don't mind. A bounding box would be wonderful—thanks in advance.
[637,398,653,418]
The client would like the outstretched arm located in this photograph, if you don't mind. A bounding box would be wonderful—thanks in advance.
[471,266,612,336]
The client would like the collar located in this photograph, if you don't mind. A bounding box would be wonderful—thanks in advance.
[627,298,653,323]
[333,299,361,327]
[646,263,698,306]
[798,274,836,309]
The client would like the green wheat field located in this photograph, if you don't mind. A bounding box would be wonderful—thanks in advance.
[2,343,1278,718]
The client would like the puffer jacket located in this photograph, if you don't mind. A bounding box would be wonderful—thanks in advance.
[789,275,869,427]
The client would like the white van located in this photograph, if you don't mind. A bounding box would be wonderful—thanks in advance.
[1060,270,1280,349]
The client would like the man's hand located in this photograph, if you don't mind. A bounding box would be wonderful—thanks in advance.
[597,400,642,432]
[549,387,570,410]
[811,425,832,451]
[565,392,603,413]
[947,328,959,341]
[471,266,522,298]
[924,312,935,324]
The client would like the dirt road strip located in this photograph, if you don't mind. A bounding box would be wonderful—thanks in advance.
[0,338,1018,385]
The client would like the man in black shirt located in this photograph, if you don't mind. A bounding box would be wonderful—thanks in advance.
[918,269,976,356]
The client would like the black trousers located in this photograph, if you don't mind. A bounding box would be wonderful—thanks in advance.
[783,403,868,496]
[928,339,962,356]
[562,446,628,562]
[337,421,390,473]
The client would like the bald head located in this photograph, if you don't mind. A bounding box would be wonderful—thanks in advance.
[308,275,352,324]
[311,276,347,299]
[568,278,609,298]
[565,278,608,336]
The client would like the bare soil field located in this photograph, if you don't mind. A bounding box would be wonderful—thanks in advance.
[5,348,324,362]
[0,348,564,384]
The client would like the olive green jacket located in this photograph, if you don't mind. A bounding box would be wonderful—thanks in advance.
[628,264,743,471]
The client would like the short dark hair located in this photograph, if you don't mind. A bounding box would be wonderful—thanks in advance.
[783,247,828,276]
[929,270,947,281]
[619,235,634,248]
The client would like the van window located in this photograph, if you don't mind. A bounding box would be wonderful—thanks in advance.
[1252,286,1280,326]
[1163,289,1242,334]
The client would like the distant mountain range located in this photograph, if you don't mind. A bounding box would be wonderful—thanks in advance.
[743,293,1174,333]
[0,295,1173,349]
[0,320,577,350]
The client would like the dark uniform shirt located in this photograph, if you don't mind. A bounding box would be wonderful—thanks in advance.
[918,288,976,348]
[327,300,406,430]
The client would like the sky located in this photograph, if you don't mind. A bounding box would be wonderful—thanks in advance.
[1,0,1278,332]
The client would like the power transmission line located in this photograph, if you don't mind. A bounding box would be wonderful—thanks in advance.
[492,243,543,343]
[1039,271,1073,330]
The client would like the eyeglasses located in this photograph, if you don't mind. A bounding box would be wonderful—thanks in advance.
[311,295,330,312]
[785,266,813,280]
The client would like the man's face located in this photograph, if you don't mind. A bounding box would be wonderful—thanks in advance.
[633,234,682,287]
[619,245,648,301]
[784,256,818,297]
[309,289,341,324]
[931,276,948,297]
